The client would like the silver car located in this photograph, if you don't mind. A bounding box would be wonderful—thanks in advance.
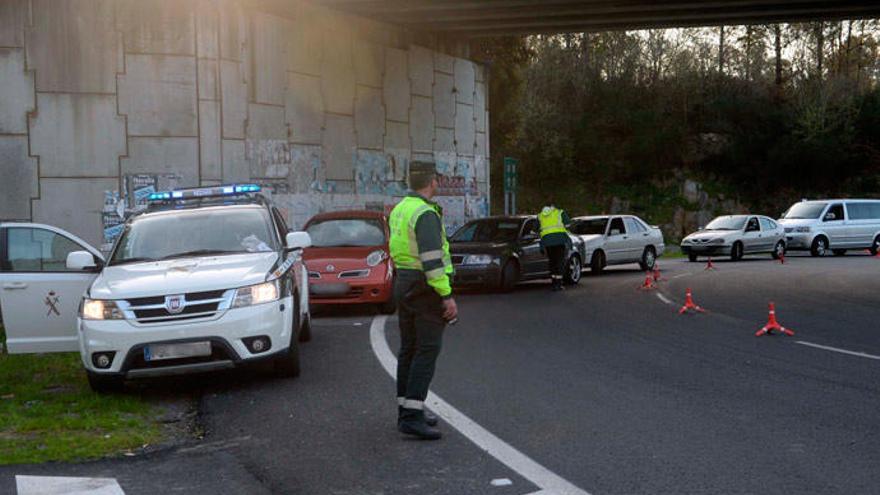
[570,215,665,274]
[681,215,786,262]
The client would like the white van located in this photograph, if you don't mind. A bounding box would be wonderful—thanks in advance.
[778,199,880,256]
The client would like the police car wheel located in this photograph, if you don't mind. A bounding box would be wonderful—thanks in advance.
[86,371,124,394]
[298,313,312,342]
[564,255,582,285]
[276,300,302,377]
[590,250,605,275]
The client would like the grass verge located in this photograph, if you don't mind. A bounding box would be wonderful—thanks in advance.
[0,325,165,465]
[660,246,686,259]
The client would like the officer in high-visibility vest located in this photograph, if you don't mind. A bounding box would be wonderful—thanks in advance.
[388,161,457,440]
[538,203,571,291]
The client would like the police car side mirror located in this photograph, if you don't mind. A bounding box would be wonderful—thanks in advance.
[67,251,98,271]
[285,231,312,251]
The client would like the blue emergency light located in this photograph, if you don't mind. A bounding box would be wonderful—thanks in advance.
[147,184,261,202]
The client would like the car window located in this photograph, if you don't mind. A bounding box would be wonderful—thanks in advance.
[450,219,523,243]
[746,217,760,232]
[272,208,289,238]
[608,217,626,235]
[521,219,540,238]
[624,217,644,233]
[571,218,608,235]
[705,216,747,230]
[759,218,776,230]
[306,218,386,247]
[6,227,87,272]
[782,202,827,219]
[846,202,880,220]
[825,204,844,222]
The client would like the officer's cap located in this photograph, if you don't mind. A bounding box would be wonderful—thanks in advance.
[408,161,438,189]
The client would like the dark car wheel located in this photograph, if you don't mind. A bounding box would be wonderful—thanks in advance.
[378,300,397,315]
[276,299,302,378]
[810,236,828,257]
[499,260,520,292]
[87,372,124,394]
[731,242,744,261]
[564,255,582,285]
[298,311,312,342]
[871,236,880,256]
[832,249,846,256]
[638,246,657,271]
[771,241,786,260]
[688,253,698,262]
[590,250,606,275]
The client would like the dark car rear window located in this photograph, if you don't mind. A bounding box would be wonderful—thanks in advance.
[451,219,522,243]
[306,218,386,247]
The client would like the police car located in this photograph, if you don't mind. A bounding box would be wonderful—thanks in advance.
[0,185,312,392]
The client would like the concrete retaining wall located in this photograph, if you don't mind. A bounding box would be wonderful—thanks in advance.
[0,0,489,250]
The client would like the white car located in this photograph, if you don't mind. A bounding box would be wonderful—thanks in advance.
[0,184,312,392]
[681,215,786,262]
[569,215,665,274]
[778,199,880,257]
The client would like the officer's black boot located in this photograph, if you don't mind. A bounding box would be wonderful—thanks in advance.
[399,406,438,426]
[398,408,442,440]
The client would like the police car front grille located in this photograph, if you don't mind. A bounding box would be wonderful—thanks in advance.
[119,289,234,325]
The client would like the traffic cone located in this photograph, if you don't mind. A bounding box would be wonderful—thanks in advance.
[652,263,664,282]
[705,257,716,271]
[777,252,786,264]
[639,272,656,290]
[755,302,795,337]
[678,288,706,314]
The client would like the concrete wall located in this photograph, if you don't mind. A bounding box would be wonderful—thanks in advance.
[0,0,490,250]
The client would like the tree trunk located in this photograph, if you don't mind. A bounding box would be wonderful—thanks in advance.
[844,20,853,77]
[816,22,824,77]
[774,24,782,87]
[718,25,725,75]
[745,26,753,81]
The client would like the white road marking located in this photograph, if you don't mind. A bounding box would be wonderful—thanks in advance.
[16,475,125,495]
[656,293,674,305]
[671,273,689,279]
[370,315,590,495]
[491,478,514,487]
[795,341,880,361]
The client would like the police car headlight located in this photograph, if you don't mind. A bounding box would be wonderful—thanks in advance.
[462,254,494,265]
[81,299,124,320]
[233,281,279,308]
[366,250,387,267]
[795,226,811,233]
[711,238,725,244]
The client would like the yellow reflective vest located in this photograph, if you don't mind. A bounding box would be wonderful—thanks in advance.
[388,195,453,297]
[539,207,567,238]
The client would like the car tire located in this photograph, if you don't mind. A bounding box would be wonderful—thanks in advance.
[771,241,786,260]
[564,255,582,285]
[590,250,606,275]
[832,249,846,256]
[688,253,698,262]
[731,242,744,261]
[871,236,880,256]
[638,246,657,271]
[378,300,397,315]
[298,311,312,342]
[276,299,302,378]
[87,372,124,394]
[810,236,828,257]
[499,260,520,292]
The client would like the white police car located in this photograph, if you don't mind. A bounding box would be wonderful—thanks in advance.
[0,185,312,392]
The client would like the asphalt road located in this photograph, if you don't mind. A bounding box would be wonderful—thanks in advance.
[2,252,879,494]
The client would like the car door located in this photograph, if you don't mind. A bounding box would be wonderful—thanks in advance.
[759,217,782,251]
[623,217,648,262]
[822,203,848,247]
[517,218,545,278]
[604,217,629,263]
[741,217,763,253]
[0,224,104,354]
[842,202,873,247]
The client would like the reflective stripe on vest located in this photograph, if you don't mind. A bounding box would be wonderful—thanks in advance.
[539,208,566,237]
[388,196,453,274]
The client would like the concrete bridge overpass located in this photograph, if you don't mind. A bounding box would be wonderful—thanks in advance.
[307,0,880,36]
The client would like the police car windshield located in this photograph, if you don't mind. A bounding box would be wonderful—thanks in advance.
[110,206,277,265]
[451,219,521,243]
[782,202,827,219]
[306,218,386,247]
[705,216,747,231]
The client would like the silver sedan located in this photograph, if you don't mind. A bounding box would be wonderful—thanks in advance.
[681,215,786,262]
[570,215,666,274]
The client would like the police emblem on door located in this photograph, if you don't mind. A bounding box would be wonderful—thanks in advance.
[165,295,185,314]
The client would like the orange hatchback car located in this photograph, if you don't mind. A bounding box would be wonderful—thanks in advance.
[303,210,395,314]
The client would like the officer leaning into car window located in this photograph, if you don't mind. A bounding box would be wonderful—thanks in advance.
[388,161,457,440]
[538,202,572,291]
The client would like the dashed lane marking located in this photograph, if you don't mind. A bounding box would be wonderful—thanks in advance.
[15,475,125,495]
[656,293,674,305]
[795,341,880,361]
[370,315,591,495]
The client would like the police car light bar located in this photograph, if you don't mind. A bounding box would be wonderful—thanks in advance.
[147,184,261,202]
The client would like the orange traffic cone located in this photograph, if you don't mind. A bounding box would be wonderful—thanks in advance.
[679,288,706,314]
[755,302,795,337]
[639,272,656,290]
[777,252,786,264]
[705,257,716,271]
[652,263,664,282]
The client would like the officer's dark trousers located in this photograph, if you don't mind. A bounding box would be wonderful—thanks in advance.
[394,270,446,409]
[546,244,566,282]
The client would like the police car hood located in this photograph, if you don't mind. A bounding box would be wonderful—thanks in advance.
[90,252,278,299]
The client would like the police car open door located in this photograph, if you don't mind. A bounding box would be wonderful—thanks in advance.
[0,224,104,353]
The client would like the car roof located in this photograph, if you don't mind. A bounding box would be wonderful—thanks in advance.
[307,210,386,223]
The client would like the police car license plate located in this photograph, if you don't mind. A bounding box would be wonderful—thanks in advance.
[144,342,212,362]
